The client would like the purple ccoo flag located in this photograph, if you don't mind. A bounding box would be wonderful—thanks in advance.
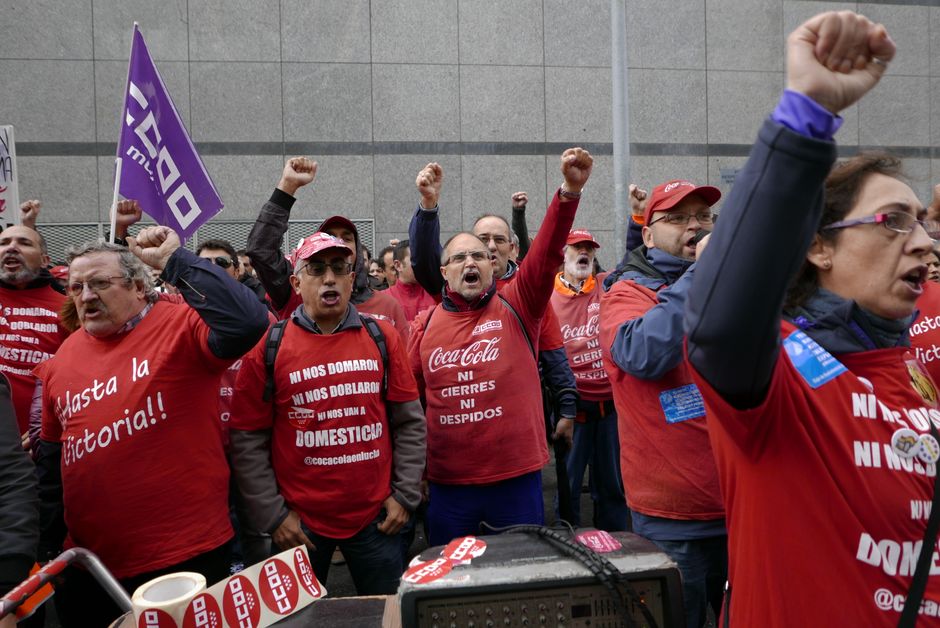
[117,25,222,240]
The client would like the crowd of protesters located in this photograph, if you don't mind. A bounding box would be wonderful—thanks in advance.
[5,9,940,628]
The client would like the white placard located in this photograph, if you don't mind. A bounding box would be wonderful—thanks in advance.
[0,125,19,226]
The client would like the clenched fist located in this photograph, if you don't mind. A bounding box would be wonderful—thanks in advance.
[19,199,41,229]
[786,11,894,114]
[628,184,647,219]
[416,162,443,210]
[278,157,318,196]
[127,226,181,271]
[560,148,593,194]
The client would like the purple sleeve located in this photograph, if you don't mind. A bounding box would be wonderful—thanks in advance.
[771,89,843,141]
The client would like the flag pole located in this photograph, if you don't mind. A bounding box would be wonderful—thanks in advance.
[108,158,121,244]
[110,22,138,243]
[8,125,20,227]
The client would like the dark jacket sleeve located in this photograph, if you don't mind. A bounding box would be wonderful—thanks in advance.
[625,217,643,254]
[36,438,63,563]
[611,266,695,380]
[685,119,837,407]
[229,428,289,534]
[408,204,445,296]
[614,219,644,273]
[0,374,38,595]
[538,347,578,419]
[162,248,270,360]
[246,189,296,311]
[387,399,426,512]
[512,205,531,261]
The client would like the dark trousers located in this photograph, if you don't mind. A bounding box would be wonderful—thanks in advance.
[566,400,630,531]
[228,469,272,568]
[651,536,728,628]
[300,511,411,596]
[54,541,232,628]
[427,470,544,546]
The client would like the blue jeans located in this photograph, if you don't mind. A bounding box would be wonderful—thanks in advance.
[651,536,728,628]
[566,400,630,530]
[427,471,544,546]
[301,509,412,595]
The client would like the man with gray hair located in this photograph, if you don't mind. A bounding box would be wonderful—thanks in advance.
[33,226,269,627]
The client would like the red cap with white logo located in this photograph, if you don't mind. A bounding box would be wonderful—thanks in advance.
[644,180,721,225]
[291,232,352,269]
[566,229,600,248]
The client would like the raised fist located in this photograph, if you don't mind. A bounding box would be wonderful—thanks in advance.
[126,226,181,271]
[786,11,894,114]
[114,199,142,238]
[278,157,318,196]
[416,162,443,210]
[628,184,648,219]
[511,191,528,209]
[560,148,593,193]
[19,200,40,229]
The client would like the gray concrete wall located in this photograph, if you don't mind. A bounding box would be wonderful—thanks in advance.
[1,0,938,267]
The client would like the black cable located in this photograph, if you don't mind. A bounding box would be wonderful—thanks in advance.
[479,523,659,628]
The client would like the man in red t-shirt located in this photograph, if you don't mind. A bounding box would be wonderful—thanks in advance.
[34,227,269,627]
[551,229,628,531]
[409,148,592,546]
[230,232,425,595]
[0,218,69,440]
[246,158,409,340]
[600,180,726,628]
[386,239,436,322]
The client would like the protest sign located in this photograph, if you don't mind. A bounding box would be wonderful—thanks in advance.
[0,125,19,226]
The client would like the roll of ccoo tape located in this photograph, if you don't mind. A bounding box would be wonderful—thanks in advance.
[132,571,207,628]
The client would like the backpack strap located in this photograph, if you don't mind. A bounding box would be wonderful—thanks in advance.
[359,314,389,399]
[420,303,438,332]
[262,319,289,402]
[496,294,535,360]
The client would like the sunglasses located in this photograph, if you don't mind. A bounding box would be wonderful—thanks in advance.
[303,261,354,277]
[208,256,235,269]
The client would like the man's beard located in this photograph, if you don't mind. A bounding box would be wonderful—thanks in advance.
[0,262,40,285]
[564,258,592,282]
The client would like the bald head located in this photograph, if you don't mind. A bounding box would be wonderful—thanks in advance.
[0,225,48,287]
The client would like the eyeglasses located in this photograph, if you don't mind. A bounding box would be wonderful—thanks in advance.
[208,256,234,269]
[649,211,714,226]
[477,234,509,246]
[444,250,491,265]
[303,261,353,277]
[821,211,940,240]
[68,276,129,297]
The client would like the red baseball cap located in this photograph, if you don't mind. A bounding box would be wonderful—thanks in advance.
[644,180,721,225]
[566,229,600,248]
[292,232,352,268]
[317,215,358,238]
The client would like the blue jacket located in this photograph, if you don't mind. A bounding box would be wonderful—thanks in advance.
[605,246,696,381]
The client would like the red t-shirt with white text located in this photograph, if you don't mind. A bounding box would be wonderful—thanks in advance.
[412,299,548,484]
[0,284,68,431]
[911,280,940,385]
[692,323,940,626]
[231,316,418,538]
[551,273,611,400]
[35,302,233,578]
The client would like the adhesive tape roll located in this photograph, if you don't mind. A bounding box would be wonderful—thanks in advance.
[131,571,207,626]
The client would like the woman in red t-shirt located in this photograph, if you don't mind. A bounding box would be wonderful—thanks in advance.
[685,11,940,628]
